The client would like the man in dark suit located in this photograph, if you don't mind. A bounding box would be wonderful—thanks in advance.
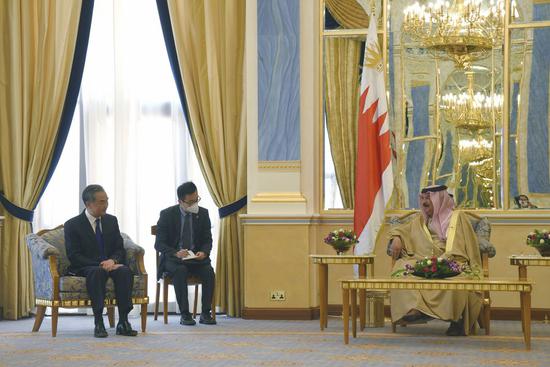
[65,184,137,337]
[155,181,216,326]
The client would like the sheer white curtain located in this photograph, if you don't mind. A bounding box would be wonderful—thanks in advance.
[34,0,219,310]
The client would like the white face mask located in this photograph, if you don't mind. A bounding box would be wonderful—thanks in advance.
[184,203,199,214]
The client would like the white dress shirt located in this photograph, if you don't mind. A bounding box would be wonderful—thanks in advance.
[85,209,102,233]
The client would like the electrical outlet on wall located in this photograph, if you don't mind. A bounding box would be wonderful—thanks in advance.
[270,290,286,301]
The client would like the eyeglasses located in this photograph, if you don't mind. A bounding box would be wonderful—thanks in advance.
[183,196,201,205]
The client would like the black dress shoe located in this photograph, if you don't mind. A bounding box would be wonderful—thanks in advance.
[401,311,433,324]
[199,312,217,325]
[94,322,108,338]
[116,321,138,336]
[180,313,196,326]
[446,320,466,336]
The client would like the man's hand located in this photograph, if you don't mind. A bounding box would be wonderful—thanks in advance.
[175,249,189,259]
[195,251,207,260]
[391,237,403,260]
[100,259,122,271]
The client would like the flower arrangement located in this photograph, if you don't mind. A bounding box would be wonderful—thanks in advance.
[526,229,550,256]
[324,229,358,254]
[392,257,464,279]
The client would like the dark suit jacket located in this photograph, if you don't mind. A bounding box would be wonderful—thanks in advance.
[154,205,213,279]
[64,211,126,273]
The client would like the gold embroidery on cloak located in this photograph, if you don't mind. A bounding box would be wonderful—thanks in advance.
[445,211,460,252]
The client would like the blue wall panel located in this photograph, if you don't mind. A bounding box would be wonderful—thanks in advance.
[527,4,550,193]
[406,85,430,208]
[257,0,300,161]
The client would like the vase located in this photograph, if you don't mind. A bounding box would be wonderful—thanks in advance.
[332,243,352,255]
[536,247,550,257]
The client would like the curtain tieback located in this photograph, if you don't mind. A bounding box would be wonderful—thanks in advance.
[0,192,34,222]
[218,196,247,219]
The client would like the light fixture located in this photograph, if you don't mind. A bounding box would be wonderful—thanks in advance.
[402,0,518,66]
[440,65,502,130]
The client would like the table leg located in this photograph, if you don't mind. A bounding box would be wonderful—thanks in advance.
[521,291,531,350]
[319,264,328,330]
[351,289,357,338]
[359,264,366,330]
[520,292,525,333]
[483,294,491,336]
[343,288,349,344]
[518,266,527,281]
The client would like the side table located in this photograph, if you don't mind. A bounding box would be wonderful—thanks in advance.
[509,255,550,280]
[310,254,375,330]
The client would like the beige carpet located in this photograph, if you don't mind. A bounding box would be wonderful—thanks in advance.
[1,315,550,366]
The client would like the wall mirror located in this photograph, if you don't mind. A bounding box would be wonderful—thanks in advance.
[321,0,550,211]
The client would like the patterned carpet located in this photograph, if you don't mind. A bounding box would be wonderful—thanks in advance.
[1,315,549,366]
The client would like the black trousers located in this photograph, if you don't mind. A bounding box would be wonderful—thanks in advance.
[165,259,215,315]
[77,265,134,319]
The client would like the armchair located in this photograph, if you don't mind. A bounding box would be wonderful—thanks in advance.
[26,225,149,337]
[386,211,496,334]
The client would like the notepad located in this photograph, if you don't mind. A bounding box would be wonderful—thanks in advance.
[181,250,198,261]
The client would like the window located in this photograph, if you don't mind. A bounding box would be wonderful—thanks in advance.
[34,0,219,308]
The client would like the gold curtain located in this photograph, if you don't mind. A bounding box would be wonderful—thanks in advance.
[167,0,246,317]
[324,38,362,208]
[0,0,82,319]
[325,0,369,29]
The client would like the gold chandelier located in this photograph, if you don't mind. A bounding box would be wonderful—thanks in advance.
[440,66,502,130]
[402,0,517,65]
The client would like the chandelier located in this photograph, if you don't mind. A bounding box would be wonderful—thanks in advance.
[402,0,517,65]
[440,65,502,130]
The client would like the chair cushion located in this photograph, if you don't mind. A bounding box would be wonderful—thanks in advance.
[59,275,147,300]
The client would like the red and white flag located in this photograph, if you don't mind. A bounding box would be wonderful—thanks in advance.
[353,12,393,255]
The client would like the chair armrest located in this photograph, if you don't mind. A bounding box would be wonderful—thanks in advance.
[385,215,405,258]
[472,217,496,259]
[121,233,146,275]
[479,238,496,258]
[386,239,393,257]
[26,233,61,259]
[25,234,59,300]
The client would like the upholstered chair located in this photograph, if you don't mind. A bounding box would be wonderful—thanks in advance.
[26,226,149,337]
[386,212,496,334]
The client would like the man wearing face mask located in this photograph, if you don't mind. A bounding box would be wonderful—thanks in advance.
[388,185,482,336]
[154,181,216,326]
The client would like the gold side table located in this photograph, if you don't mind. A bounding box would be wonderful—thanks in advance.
[510,255,550,280]
[341,277,534,350]
[310,254,375,331]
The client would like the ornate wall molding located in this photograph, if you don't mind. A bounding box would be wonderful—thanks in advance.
[250,192,306,203]
[258,160,301,170]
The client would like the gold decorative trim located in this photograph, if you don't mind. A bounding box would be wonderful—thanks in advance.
[509,21,550,30]
[341,278,532,292]
[310,254,375,265]
[410,80,430,87]
[385,209,550,221]
[36,297,149,308]
[258,160,301,170]
[509,256,550,266]
[323,29,384,37]
[251,192,306,203]
[445,211,460,252]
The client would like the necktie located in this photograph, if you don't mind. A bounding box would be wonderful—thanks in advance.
[181,213,192,250]
[95,218,106,260]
